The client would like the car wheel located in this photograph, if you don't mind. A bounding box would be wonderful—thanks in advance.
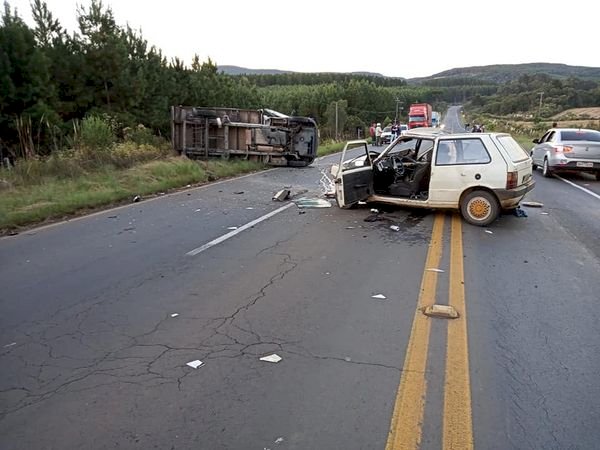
[460,190,499,226]
[542,158,553,178]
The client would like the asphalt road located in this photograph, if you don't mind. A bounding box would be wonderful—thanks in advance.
[1,119,600,449]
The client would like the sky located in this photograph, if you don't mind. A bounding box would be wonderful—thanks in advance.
[6,0,600,79]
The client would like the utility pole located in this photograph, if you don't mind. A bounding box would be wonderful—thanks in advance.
[395,99,402,122]
[538,92,544,118]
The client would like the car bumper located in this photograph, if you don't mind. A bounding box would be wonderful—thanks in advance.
[494,179,536,208]
[549,160,600,172]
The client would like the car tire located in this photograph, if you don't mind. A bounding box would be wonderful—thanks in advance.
[542,158,553,178]
[460,190,499,226]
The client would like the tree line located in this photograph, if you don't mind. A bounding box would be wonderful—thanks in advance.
[2,0,599,161]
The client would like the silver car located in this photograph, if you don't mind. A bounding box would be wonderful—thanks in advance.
[531,128,600,180]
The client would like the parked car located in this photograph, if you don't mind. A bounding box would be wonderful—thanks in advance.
[332,128,534,226]
[531,128,600,180]
[380,126,393,145]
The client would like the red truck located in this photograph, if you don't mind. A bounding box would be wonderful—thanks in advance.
[408,103,433,129]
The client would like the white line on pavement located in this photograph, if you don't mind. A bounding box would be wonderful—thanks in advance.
[186,203,294,256]
[554,175,600,201]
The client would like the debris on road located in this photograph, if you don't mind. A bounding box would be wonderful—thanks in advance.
[3,342,17,348]
[541,212,549,215]
[345,226,355,229]
[186,360,204,369]
[272,189,291,201]
[108,215,118,219]
[246,207,254,210]
[371,294,387,299]
[364,214,384,222]
[259,354,282,363]
[320,169,336,198]
[227,226,238,230]
[233,191,244,195]
[295,198,332,208]
[423,304,459,319]
[370,208,379,213]
[521,201,543,208]
[485,230,493,234]
[170,313,179,318]
[427,268,445,273]
[132,195,141,203]
[390,225,400,232]
[275,437,285,444]
[513,207,528,217]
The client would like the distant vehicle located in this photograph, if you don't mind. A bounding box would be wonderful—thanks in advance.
[380,126,393,145]
[531,128,600,179]
[408,103,432,129]
[431,111,441,127]
[331,129,534,226]
[399,124,409,134]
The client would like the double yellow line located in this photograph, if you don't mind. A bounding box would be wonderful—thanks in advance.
[385,213,473,450]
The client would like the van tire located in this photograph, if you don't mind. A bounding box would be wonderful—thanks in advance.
[460,190,499,226]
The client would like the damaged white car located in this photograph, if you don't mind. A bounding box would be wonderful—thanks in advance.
[332,128,535,226]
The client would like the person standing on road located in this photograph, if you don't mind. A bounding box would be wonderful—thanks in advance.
[375,123,383,146]
[369,123,376,146]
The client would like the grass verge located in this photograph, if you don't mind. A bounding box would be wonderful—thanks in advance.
[0,158,264,232]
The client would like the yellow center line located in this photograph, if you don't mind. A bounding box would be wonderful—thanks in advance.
[385,213,445,450]
[443,214,474,449]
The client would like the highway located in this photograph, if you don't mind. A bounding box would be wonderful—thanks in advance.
[1,109,600,449]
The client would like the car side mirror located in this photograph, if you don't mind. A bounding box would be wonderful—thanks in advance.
[532,138,540,144]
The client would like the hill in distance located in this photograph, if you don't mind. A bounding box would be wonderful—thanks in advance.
[218,65,385,78]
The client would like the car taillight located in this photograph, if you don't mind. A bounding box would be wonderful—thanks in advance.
[553,145,573,153]
[506,171,518,189]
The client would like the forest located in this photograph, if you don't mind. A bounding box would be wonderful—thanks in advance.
[2,0,600,161]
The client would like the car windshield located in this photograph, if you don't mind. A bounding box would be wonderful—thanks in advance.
[560,130,600,142]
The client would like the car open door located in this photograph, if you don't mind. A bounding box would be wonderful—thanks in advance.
[334,140,374,208]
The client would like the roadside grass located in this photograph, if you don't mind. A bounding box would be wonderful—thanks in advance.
[317,140,346,157]
[0,157,264,231]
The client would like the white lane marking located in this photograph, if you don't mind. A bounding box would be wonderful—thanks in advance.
[554,175,600,201]
[186,203,294,256]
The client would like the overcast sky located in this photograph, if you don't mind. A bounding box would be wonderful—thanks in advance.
[6,0,599,78]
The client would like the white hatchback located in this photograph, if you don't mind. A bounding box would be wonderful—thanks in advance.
[333,128,535,226]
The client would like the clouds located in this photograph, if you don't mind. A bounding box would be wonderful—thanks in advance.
[7,0,598,78]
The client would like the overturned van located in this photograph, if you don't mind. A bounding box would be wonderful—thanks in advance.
[171,106,318,167]
[332,128,535,226]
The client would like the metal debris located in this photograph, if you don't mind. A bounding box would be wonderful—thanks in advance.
[186,360,204,369]
[423,304,459,319]
[427,268,445,273]
[272,189,291,201]
[521,201,544,208]
[295,198,332,208]
[371,294,387,299]
[259,354,282,363]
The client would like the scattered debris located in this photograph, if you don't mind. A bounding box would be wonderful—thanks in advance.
[298,211,306,215]
[158,192,166,195]
[345,226,355,229]
[259,354,282,363]
[319,169,336,197]
[186,360,204,369]
[364,214,384,222]
[485,230,493,234]
[195,209,202,212]
[272,189,291,202]
[233,191,245,195]
[3,342,17,348]
[344,357,352,362]
[371,294,387,299]
[186,184,192,188]
[275,437,284,444]
[290,189,309,199]
[521,201,543,208]
[295,198,332,208]
[423,304,459,319]
[358,201,367,205]
[108,215,118,219]
[132,195,141,203]
[541,212,549,215]
[370,208,379,213]
[513,207,528,217]
[390,225,400,232]
[170,313,179,318]
[427,268,444,273]
[246,207,254,210]
[227,226,238,230]
[8,230,18,236]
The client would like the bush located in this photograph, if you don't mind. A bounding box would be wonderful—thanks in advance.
[79,115,117,151]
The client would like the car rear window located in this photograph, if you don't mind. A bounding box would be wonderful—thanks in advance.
[497,135,530,162]
[560,130,600,142]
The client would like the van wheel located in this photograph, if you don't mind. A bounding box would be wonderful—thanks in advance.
[460,190,499,226]
[542,158,553,178]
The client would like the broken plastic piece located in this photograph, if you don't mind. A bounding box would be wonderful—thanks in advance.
[370,208,379,213]
[3,342,17,348]
[170,313,179,318]
[132,195,141,203]
[485,230,493,234]
[186,360,204,369]
[275,437,284,444]
[259,354,282,363]
[272,189,291,201]
[227,226,238,230]
[541,212,549,215]
[521,201,543,208]
[371,294,387,299]
[427,268,444,273]
[295,198,332,208]
[423,304,459,319]
[233,191,244,195]
[390,225,400,231]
